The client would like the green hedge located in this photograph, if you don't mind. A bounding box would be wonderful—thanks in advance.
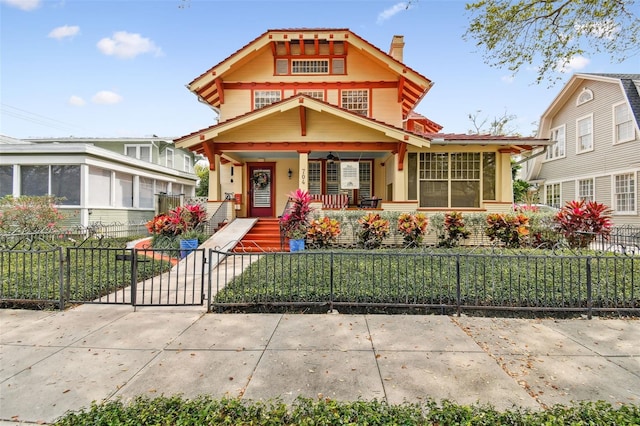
[54,396,640,425]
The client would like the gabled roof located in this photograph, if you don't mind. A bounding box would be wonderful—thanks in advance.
[539,73,640,134]
[175,94,431,151]
[187,28,433,118]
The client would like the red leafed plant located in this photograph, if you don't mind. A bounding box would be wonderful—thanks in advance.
[146,204,207,237]
[554,200,613,248]
[307,216,341,248]
[357,213,390,249]
[485,213,530,248]
[280,189,313,240]
[397,213,429,246]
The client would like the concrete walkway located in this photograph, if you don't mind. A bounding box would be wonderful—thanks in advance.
[1,307,639,424]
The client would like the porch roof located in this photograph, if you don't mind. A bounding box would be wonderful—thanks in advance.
[424,132,552,154]
[175,94,432,159]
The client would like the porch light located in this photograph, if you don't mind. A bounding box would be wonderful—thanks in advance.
[288,168,293,179]
[326,152,336,163]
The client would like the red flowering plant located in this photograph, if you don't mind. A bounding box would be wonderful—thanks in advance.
[307,216,341,248]
[0,195,65,234]
[397,212,429,247]
[280,189,313,240]
[357,212,390,249]
[437,211,471,248]
[485,213,530,248]
[554,200,612,249]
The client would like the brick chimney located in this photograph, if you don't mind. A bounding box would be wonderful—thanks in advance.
[389,35,404,62]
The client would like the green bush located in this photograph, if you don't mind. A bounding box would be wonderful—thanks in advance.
[53,396,640,425]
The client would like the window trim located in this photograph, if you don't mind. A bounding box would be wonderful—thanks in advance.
[253,90,282,110]
[612,101,635,145]
[612,172,637,215]
[576,177,594,202]
[545,182,561,208]
[124,144,152,162]
[576,113,594,154]
[165,148,174,168]
[576,88,593,106]
[340,89,370,116]
[545,125,566,161]
[183,155,192,173]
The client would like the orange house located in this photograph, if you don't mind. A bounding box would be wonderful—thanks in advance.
[175,28,550,219]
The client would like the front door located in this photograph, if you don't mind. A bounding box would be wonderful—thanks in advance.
[248,164,275,217]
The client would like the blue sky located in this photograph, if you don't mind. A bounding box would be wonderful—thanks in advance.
[0,0,636,139]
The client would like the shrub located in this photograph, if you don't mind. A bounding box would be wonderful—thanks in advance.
[357,213,389,249]
[280,189,312,240]
[437,212,471,248]
[397,212,428,247]
[0,195,65,233]
[307,216,341,248]
[554,200,613,248]
[485,213,530,248]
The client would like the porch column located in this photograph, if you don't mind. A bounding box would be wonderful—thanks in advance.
[499,152,513,203]
[393,152,405,200]
[298,152,309,191]
[208,154,221,200]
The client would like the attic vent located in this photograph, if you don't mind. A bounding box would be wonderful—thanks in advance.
[576,88,593,106]
[332,58,345,74]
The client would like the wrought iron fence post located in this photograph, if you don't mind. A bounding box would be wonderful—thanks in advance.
[131,249,137,309]
[58,247,65,310]
[586,257,592,320]
[207,249,213,313]
[456,254,461,317]
[329,252,334,312]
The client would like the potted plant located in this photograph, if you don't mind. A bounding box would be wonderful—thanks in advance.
[279,189,312,252]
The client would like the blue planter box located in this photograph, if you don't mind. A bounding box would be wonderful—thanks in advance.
[289,239,305,252]
[179,239,198,258]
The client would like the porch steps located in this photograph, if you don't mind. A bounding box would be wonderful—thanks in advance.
[232,218,286,252]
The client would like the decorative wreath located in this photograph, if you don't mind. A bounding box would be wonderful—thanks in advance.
[252,171,270,190]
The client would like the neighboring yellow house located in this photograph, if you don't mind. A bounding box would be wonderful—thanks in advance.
[175,28,550,219]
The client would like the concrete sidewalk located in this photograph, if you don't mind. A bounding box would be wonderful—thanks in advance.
[1,306,639,424]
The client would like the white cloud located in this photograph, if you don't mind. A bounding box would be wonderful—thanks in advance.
[0,0,40,11]
[68,95,86,106]
[48,25,80,40]
[91,91,123,105]
[377,2,408,24]
[96,31,163,59]
[556,55,591,74]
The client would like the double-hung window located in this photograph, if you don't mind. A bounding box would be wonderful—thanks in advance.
[577,178,594,202]
[545,183,561,208]
[341,89,368,116]
[546,126,565,160]
[125,145,152,162]
[614,102,634,144]
[576,115,593,153]
[614,173,636,213]
[254,90,281,110]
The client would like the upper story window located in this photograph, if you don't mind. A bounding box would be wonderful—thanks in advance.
[576,88,593,106]
[125,145,152,162]
[546,125,565,160]
[297,90,325,101]
[254,90,281,110]
[184,155,192,173]
[576,114,593,153]
[578,178,594,202]
[165,148,174,168]
[613,102,634,144]
[341,89,369,116]
[614,173,636,214]
[274,40,346,75]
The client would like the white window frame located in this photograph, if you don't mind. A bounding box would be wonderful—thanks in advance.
[291,59,329,74]
[253,90,281,110]
[341,89,369,116]
[576,88,593,106]
[576,114,594,154]
[124,144,152,162]
[545,125,566,161]
[296,90,325,101]
[577,178,594,202]
[613,102,635,145]
[165,148,174,168]
[612,172,637,214]
[545,183,561,208]
[184,155,192,173]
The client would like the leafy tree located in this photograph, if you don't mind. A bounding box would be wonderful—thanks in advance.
[195,162,209,197]
[464,0,640,84]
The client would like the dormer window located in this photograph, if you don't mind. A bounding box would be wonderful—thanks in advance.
[576,88,593,106]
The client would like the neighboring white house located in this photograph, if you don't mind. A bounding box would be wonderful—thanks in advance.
[523,73,640,225]
[0,136,199,227]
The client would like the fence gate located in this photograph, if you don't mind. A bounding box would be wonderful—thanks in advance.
[66,247,207,307]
